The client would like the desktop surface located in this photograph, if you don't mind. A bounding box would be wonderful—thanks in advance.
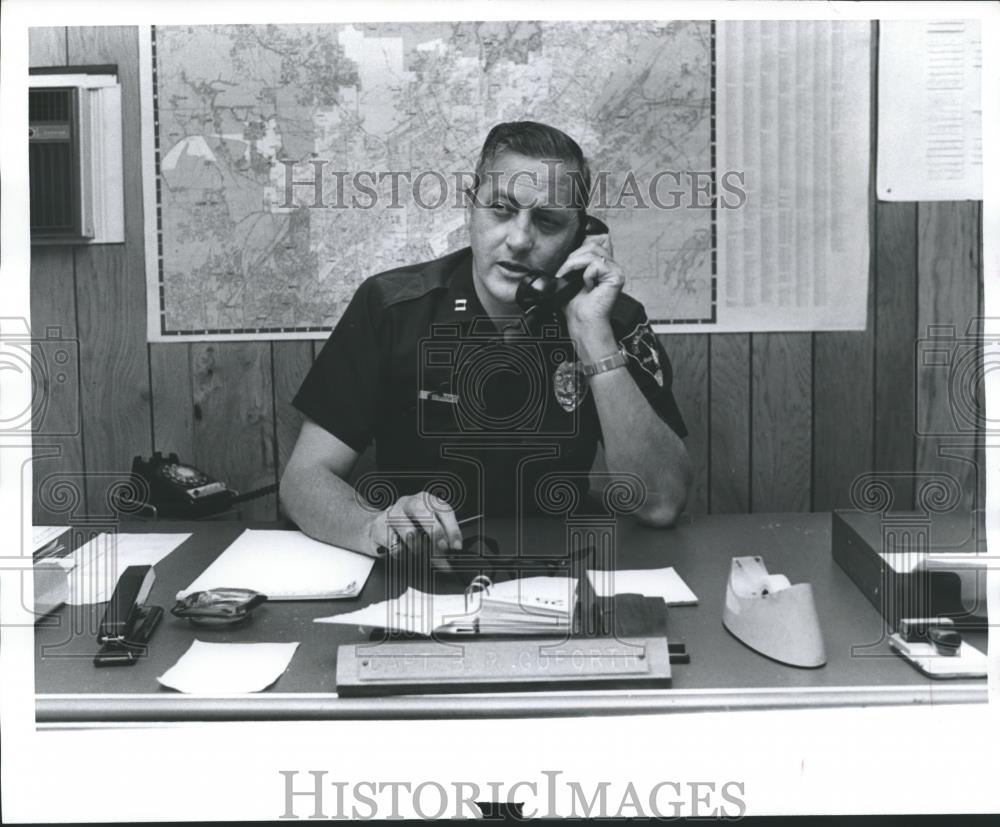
[33,513,987,722]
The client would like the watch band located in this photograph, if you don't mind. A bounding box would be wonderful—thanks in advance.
[580,350,628,377]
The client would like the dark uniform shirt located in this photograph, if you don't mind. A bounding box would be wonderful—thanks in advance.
[293,247,687,520]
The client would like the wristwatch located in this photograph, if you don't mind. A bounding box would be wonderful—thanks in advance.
[579,350,628,377]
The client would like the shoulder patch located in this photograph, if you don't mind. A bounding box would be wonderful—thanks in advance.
[619,321,664,387]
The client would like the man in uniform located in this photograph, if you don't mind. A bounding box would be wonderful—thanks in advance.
[281,121,691,560]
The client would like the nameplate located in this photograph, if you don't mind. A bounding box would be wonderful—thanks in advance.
[335,637,671,696]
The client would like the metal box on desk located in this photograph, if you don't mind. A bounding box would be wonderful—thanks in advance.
[831,510,987,631]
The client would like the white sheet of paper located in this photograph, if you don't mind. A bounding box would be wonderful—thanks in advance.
[157,640,300,694]
[880,550,987,574]
[316,588,472,636]
[31,526,69,554]
[879,551,926,574]
[67,533,191,605]
[587,567,699,606]
[877,20,982,200]
[178,529,374,601]
[889,636,987,678]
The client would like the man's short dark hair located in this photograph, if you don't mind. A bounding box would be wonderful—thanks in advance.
[473,120,592,210]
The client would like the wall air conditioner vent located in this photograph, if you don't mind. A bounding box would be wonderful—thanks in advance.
[29,68,124,245]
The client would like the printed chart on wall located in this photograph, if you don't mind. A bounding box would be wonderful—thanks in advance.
[140,21,871,341]
[877,19,982,201]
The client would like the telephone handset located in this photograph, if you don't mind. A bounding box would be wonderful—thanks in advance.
[514,214,610,331]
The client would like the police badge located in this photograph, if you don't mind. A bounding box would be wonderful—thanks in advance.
[553,359,587,412]
[620,321,664,387]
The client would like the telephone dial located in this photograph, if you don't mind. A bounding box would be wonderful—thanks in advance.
[515,214,610,333]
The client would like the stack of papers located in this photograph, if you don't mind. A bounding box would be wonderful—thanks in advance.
[316,576,578,636]
[178,529,374,601]
[471,576,576,633]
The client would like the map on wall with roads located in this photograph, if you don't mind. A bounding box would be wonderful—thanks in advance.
[146,21,715,339]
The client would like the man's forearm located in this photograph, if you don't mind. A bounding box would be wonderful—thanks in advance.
[280,465,378,555]
[589,371,691,524]
[575,326,692,525]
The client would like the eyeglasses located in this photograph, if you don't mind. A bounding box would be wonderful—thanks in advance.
[171,588,267,627]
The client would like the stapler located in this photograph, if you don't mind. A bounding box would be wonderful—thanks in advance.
[722,556,826,668]
[94,565,163,666]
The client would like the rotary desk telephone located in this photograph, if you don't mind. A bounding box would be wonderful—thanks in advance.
[127,452,277,519]
[514,214,610,333]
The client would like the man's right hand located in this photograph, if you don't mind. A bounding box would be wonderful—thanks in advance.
[365,492,464,562]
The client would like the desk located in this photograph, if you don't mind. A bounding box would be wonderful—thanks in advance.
[34,513,987,724]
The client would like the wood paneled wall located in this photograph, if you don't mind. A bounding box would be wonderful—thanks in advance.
[29,26,985,523]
